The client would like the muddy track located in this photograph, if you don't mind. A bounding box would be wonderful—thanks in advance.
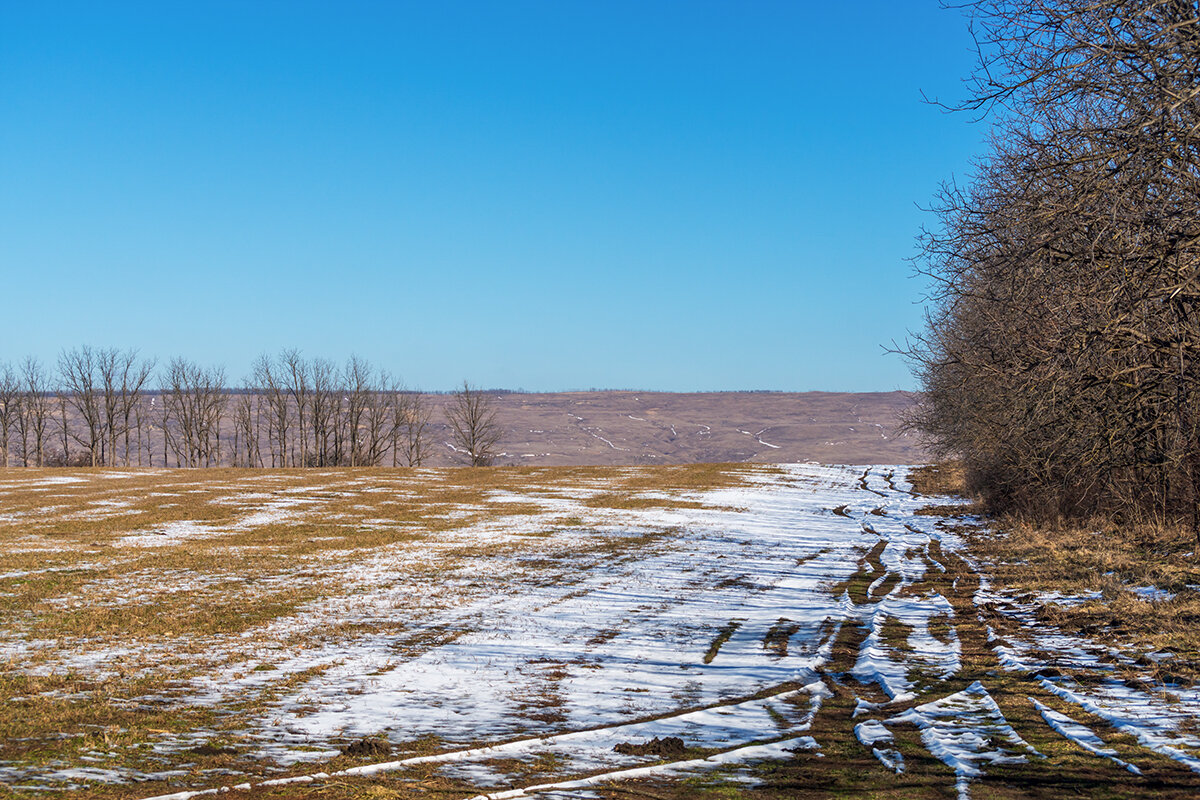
[791,473,1200,798]
[782,470,1200,798]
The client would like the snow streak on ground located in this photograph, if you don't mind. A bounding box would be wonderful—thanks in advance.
[1,465,1199,798]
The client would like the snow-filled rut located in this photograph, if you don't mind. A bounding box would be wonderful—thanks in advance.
[3,464,1199,798]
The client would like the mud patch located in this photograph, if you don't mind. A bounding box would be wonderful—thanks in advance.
[613,736,688,757]
[341,738,391,758]
[188,744,236,757]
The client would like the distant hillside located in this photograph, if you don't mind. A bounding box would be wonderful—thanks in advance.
[9,389,924,469]
[421,390,924,466]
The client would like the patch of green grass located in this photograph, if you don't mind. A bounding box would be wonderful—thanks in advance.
[703,620,743,664]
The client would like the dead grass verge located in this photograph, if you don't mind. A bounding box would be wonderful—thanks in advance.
[907,462,966,496]
[910,462,1200,685]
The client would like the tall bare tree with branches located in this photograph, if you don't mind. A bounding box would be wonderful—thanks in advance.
[281,349,310,468]
[308,357,339,466]
[445,382,502,466]
[253,354,290,468]
[118,353,155,467]
[59,346,105,466]
[357,365,400,467]
[394,390,430,467]
[18,358,50,467]
[232,391,261,467]
[161,358,227,468]
[0,363,19,468]
[906,0,1200,535]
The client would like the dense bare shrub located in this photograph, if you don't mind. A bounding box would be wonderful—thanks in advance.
[907,1,1200,533]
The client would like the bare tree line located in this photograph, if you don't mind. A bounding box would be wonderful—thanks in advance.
[0,347,500,469]
[904,1,1200,533]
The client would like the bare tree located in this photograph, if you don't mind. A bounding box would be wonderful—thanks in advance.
[354,364,399,467]
[308,357,339,466]
[395,389,430,467]
[281,349,310,467]
[118,353,155,467]
[134,397,145,467]
[161,358,227,468]
[0,363,19,468]
[55,390,71,466]
[97,348,121,466]
[145,395,161,467]
[59,346,105,466]
[232,391,261,467]
[253,354,290,468]
[444,382,501,466]
[18,358,50,467]
[366,372,400,467]
[340,356,364,467]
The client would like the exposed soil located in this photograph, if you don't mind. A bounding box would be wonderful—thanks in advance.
[187,744,236,757]
[341,738,392,758]
[613,736,688,757]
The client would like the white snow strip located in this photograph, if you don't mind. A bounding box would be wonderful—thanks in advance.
[139,729,820,800]
[1129,585,1175,602]
[581,427,627,451]
[1039,677,1200,773]
[888,681,1040,800]
[855,719,892,747]
[1029,698,1141,774]
[461,737,820,800]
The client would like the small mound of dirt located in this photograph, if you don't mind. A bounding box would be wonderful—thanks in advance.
[189,743,236,757]
[341,738,391,758]
[613,736,687,757]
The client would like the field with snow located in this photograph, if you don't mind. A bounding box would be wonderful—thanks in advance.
[1,464,1198,799]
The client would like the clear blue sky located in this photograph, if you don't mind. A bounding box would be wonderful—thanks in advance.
[1,1,984,392]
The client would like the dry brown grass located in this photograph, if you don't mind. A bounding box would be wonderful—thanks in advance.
[909,462,1200,685]
[907,462,966,496]
[972,517,1200,684]
[0,463,761,794]
[6,462,1197,800]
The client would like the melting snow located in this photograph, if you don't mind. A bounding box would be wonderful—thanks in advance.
[886,682,1041,800]
[5,463,1198,799]
[1029,698,1141,774]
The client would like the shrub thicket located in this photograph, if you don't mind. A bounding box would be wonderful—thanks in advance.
[907,1,1200,533]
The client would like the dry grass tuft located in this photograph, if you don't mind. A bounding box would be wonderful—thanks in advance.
[909,462,1200,685]
[972,516,1200,683]
[908,462,966,496]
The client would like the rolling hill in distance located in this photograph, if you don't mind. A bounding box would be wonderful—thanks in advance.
[430,390,924,466]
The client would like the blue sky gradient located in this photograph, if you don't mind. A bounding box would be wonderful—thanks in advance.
[1,1,984,391]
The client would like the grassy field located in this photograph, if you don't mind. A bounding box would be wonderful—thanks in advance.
[1,464,1198,799]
